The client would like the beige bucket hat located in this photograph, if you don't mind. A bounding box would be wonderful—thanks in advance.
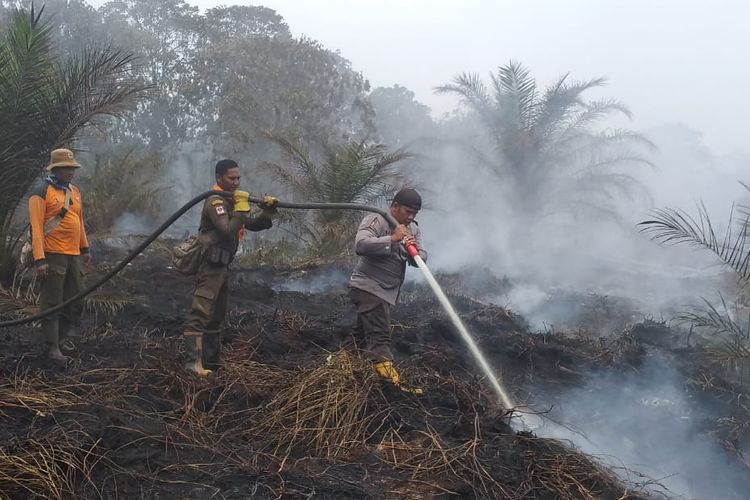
[47,148,81,171]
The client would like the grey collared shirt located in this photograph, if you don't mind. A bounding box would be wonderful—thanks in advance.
[348,213,428,305]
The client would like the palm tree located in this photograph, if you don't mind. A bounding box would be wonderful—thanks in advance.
[261,133,412,258]
[435,60,654,220]
[0,5,147,277]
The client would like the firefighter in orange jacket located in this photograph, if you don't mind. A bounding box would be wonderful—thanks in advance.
[28,149,91,365]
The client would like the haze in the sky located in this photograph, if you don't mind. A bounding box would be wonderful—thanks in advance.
[87,0,749,155]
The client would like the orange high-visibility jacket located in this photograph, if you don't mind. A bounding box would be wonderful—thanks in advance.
[28,183,89,263]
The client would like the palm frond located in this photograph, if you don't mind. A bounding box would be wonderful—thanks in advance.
[551,99,632,143]
[639,204,750,282]
[261,134,411,258]
[261,131,321,197]
[493,60,537,131]
[258,161,311,200]
[534,76,608,140]
[679,296,746,338]
[0,7,53,129]
[320,141,410,204]
[587,154,656,173]
[543,130,656,173]
[734,181,750,222]
[593,129,656,151]
[678,297,750,364]
[434,72,491,110]
[50,48,147,144]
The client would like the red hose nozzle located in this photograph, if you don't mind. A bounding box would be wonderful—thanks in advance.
[404,242,419,258]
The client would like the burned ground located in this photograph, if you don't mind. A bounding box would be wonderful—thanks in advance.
[0,247,748,499]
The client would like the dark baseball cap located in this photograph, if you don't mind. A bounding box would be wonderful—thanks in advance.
[393,188,422,210]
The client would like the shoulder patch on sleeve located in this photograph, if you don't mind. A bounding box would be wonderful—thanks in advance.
[215,205,227,215]
[366,215,380,230]
[210,198,224,206]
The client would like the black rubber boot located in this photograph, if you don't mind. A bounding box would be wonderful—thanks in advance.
[42,318,69,366]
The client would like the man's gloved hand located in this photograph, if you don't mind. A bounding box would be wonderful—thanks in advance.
[233,190,251,213]
[259,194,279,213]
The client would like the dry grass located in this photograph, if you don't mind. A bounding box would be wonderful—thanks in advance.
[0,269,39,319]
[0,426,103,500]
[0,375,82,416]
[254,350,389,460]
[272,309,312,336]
[1,273,141,323]
[0,286,35,319]
[0,370,109,499]
[84,292,144,317]
[376,421,509,497]
[233,238,311,269]
[0,332,649,499]
[514,435,648,500]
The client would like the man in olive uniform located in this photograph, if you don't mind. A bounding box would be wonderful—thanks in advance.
[28,149,92,365]
[183,159,276,376]
[348,188,427,388]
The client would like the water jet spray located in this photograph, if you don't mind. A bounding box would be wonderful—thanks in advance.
[403,242,542,430]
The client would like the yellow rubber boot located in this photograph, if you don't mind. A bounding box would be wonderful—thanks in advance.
[374,360,400,385]
[184,332,212,377]
[374,361,424,395]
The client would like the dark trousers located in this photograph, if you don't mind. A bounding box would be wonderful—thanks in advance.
[185,261,229,368]
[39,253,84,341]
[348,287,392,362]
[186,261,229,332]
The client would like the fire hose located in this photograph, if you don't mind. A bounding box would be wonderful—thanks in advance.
[0,191,408,328]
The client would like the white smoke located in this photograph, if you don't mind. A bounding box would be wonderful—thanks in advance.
[542,353,750,499]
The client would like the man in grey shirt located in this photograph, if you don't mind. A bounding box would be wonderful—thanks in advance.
[348,188,428,389]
